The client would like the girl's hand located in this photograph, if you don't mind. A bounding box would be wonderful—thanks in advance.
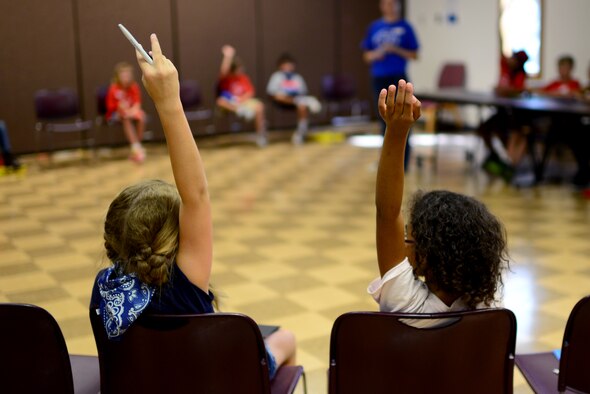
[378,80,421,136]
[221,45,236,58]
[135,34,179,107]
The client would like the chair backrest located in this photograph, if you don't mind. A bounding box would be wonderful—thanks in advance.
[89,308,272,394]
[329,309,517,394]
[34,88,81,120]
[96,85,109,116]
[321,74,356,100]
[438,63,466,89]
[558,295,590,393]
[0,303,75,394]
[180,80,203,109]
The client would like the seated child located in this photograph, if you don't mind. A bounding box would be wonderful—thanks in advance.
[266,53,321,145]
[539,55,581,98]
[544,58,590,189]
[216,45,267,147]
[91,34,296,378]
[106,62,147,163]
[479,51,530,181]
[368,80,509,327]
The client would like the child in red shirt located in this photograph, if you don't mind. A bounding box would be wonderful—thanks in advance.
[479,51,530,181]
[216,45,267,147]
[496,51,528,96]
[106,62,147,162]
[540,55,581,97]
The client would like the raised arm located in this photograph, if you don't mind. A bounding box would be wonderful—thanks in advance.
[136,34,212,291]
[375,80,421,276]
[219,45,236,78]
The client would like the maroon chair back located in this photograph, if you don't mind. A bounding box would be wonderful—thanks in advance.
[180,80,203,109]
[329,309,516,394]
[96,85,109,117]
[558,295,590,393]
[0,303,75,394]
[90,308,273,394]
[34,88,81,120]
[321,74,356,101]
[438,63,466,89]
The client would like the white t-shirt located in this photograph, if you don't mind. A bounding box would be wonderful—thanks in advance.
[367,258,472,328]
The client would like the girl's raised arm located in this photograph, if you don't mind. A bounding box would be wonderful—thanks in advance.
[136,34,212,291]
[375,81,421,276]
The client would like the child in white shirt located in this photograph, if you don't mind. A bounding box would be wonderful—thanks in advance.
[369,81,509,324]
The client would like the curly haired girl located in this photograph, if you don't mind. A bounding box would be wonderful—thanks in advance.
[368,81,509,326]
[90,34,295,378]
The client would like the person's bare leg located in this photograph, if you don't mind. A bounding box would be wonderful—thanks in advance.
[121,118,138,144]
[265,329,296,367]
[292,104,309,145]
[507,132,527,165]
[135,115,145,142]
[255,101,266,135]
[296,104,308,130]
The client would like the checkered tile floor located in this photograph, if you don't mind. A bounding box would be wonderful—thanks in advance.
[1,127,589,393]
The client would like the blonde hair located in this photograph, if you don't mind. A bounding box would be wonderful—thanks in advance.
[104,180,180,286]
[112,62,135,85]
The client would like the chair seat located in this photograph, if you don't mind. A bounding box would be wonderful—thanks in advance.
[46,120,94,133]
[515,352,582,394]
[515,352,562,394]
[185,108,213,122]
[69,355,100,394]
[270,365,305,394]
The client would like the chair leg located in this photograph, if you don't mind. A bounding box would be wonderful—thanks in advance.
[300,371,308,394]
[422,106,437,133]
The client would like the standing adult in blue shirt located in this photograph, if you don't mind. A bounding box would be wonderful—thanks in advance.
[362,0,419,168]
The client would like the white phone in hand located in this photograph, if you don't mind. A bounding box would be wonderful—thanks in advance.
[118,24,154,65]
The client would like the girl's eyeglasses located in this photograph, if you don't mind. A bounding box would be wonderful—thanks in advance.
[404,224,415,244]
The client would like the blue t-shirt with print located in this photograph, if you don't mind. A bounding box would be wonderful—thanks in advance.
[361,19,419,78]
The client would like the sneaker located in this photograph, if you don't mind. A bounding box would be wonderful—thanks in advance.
[256,134,268,148]
[482,154,514,182]
[129,148,146,163]
[481,156,504,177]
[291,131,304,145]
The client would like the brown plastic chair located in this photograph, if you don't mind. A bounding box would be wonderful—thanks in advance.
[422,62,466,133]
[34,88,94,153]
[90,308,306,394]
[180,80,214,134]
[0,303,100,394]
[438,63,467,89]
[321,74,369,124]
[94,85,124,148]
[328,309,517,394]
[515,295,590,394]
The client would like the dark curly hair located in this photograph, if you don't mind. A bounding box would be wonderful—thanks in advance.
[408,190,509,309]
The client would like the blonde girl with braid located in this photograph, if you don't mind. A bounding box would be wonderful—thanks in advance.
[90,34,296,379]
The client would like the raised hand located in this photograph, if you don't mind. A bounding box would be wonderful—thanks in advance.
[378,80,421,135]
[221,45,236,58]
[135,34,179,107]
